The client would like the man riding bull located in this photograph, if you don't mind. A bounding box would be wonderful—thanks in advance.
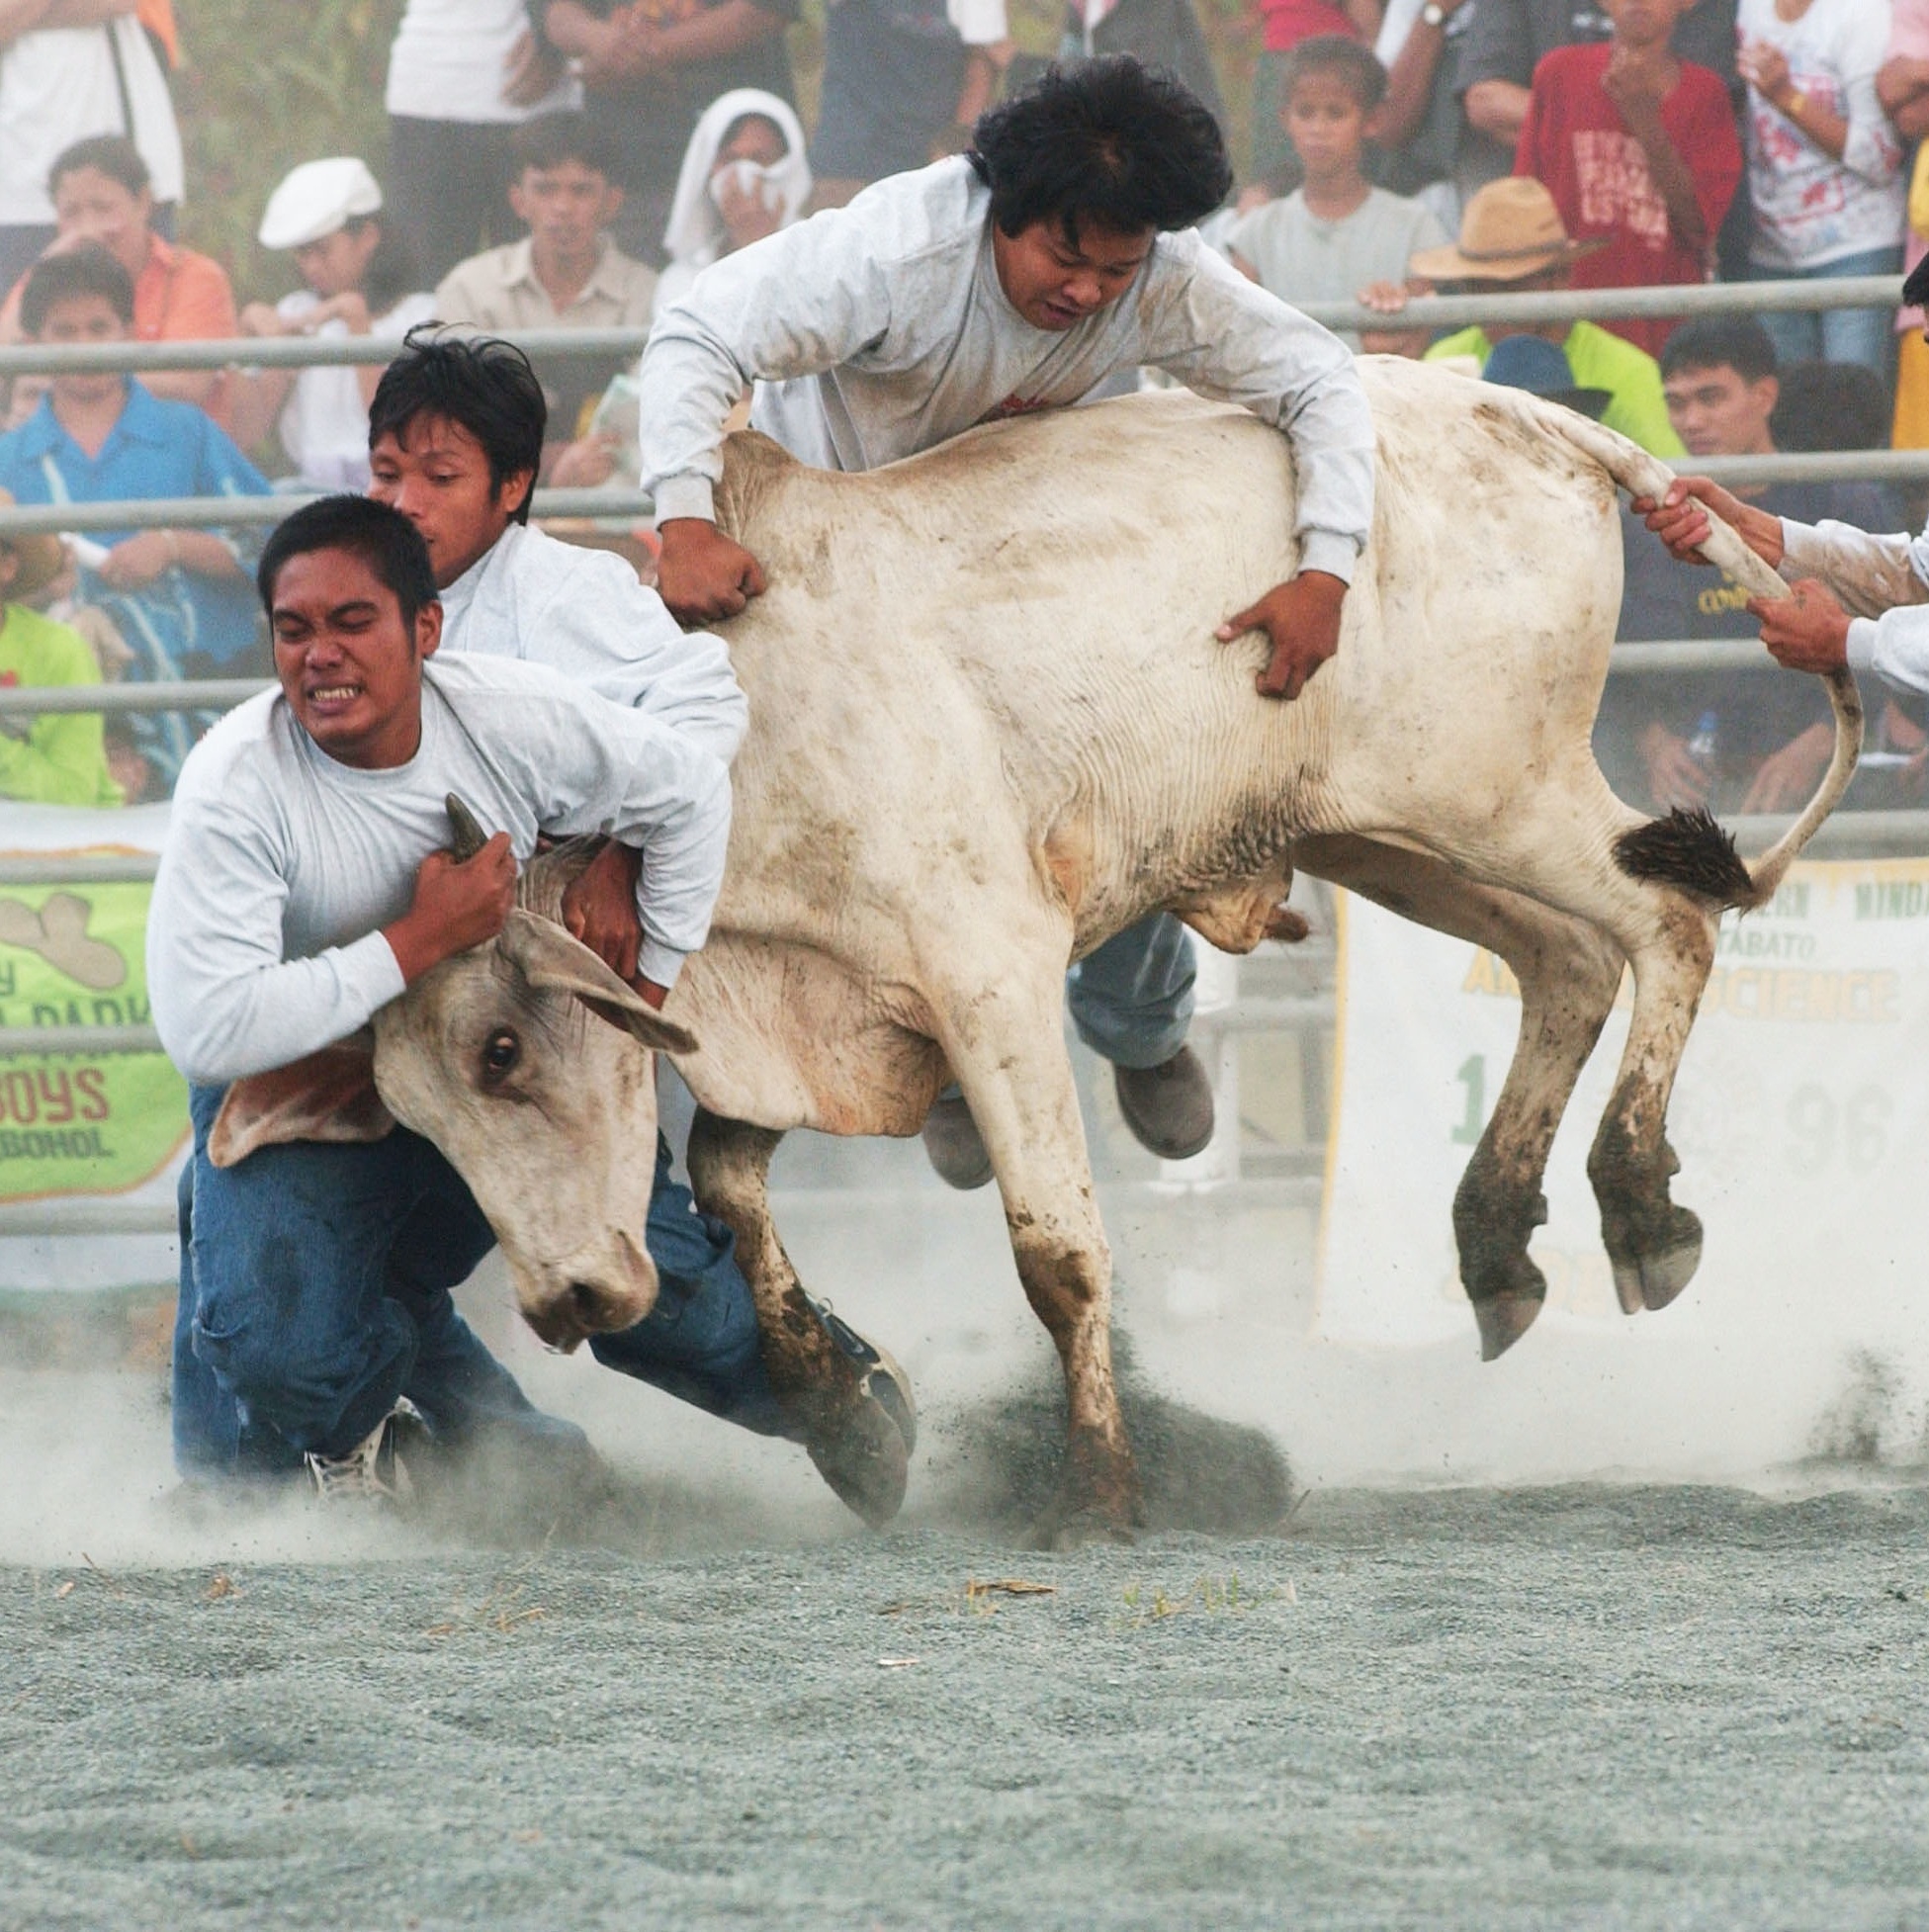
[629,54,1376,1188]
[158,495,913,1514]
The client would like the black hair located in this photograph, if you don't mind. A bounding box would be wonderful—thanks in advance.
[1278,35,1388,115]
[1771,359,1891,455]
[47,133,149,202]
[20,245,135,335]
[719,111,789,157]
[1659,316,1778,386]
[510,110,615,182]
[257,494,439,631]
[367,325,546,523]
[967,56,1232,244]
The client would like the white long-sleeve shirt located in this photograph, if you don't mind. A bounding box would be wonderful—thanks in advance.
[147,655,732,1088]
[438,521,748,765]
[638,158,1376,584]
[1779,515,1929,699]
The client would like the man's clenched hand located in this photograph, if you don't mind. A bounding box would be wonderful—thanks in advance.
[1217,570,1349,701]
[658,518,767,623]
[384,833,515,983]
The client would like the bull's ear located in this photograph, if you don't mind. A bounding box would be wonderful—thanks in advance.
[498,909,700,1057]
[208,1037,394,1168]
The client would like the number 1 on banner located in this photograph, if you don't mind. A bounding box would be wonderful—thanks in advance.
[1450,1053,1486,1145]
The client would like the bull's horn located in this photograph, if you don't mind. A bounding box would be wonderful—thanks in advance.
[446,793,488,862]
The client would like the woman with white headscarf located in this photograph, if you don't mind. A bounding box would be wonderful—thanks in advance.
[655,89,812,316]
[550,90,809,491]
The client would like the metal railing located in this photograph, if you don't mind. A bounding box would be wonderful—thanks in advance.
[0,275,1906,382]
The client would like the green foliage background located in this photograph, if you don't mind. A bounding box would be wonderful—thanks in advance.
[171,0,1257,304]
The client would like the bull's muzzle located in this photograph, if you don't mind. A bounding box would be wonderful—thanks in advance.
[518,1229,658,1353]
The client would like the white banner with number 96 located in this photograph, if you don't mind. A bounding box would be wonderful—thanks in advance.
[1317,859,1929,1352]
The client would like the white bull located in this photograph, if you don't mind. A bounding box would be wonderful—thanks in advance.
[360,356,1859,1542]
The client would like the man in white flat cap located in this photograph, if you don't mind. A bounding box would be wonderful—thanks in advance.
[231,158,436,489]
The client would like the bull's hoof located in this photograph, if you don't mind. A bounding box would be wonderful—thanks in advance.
[1474,1290,1543,1361]
[805,1397,911,1529]
[1612,1226,1704,1317]
[1608,1205,1715,1313]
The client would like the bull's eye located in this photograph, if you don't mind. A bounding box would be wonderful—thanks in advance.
[482,1027,521,1084]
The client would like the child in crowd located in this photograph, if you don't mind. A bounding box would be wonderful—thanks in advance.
[1248,0,1381,191]
[1513,0,1740,358]
[0,135,237,424]
[0,496,120,807]
[1225,36,1447,353]
[1736,0,1904,380]
[230,158,436,490]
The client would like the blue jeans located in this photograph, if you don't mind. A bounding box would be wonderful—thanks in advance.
[172,1084,780,1483]
[1750,247,1903,383]
[1066,912,1196,1070]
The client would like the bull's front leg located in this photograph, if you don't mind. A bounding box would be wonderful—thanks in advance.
[939,964,1142,1548]
[684,1110,910,1527]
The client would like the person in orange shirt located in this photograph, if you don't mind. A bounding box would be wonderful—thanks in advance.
[0,134,236,425]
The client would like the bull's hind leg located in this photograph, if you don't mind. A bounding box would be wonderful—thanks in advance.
[1430,777,1728,1322]
[936,959,1141,1548]
[684,1110,910,1527]
[1299,835,1625,1359]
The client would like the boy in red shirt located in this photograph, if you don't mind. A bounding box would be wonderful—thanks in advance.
[1514,0,1740,357]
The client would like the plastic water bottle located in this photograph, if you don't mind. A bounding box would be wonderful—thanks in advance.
[1687,708,1718,776]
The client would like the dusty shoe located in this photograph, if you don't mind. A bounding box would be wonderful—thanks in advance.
[798,1296,919,1527]
[921,1091,994,1190]
[1113,1047,1215,1161]
[304,1399,427,1510]
[811,1296,918,1458]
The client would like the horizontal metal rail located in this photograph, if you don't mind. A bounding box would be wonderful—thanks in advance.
[0,641,1829,721]
[0,278,1906,380]
[0,854,159,884]
[0,1024,160,1054]
[0,485,651,536]
[0,1198,177,1236]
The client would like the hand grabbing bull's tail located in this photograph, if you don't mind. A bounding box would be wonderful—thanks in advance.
[1522,396,1864,913]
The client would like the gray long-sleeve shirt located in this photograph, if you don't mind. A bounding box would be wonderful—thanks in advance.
[438,521,748,765]
[1779,516,1929,698]
[147,655,731,1087]
[637,157,1377,584]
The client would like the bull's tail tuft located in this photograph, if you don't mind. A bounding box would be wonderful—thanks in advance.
[1613,808,1756,910]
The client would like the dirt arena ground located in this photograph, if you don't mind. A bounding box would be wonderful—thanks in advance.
[4,1122,1928,1931]
[3,1358,1927,1932]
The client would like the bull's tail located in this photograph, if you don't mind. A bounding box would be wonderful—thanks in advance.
[1526,396,1863,912]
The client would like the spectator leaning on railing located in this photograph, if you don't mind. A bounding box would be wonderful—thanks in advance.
[1395,174,1686,455]
[0,135,236,425]
[0,489,120,808]
[0,247,271,789]
[1511,0,1740,358]
[1736,0,1904,382]
[1879,0,1929,444]
[1603,315,1902,820]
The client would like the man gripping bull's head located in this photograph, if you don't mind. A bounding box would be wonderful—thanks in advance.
[637,53,1375,709]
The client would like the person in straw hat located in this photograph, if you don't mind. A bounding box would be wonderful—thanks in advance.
[1365,174,1685,457]
[0,491,120,805]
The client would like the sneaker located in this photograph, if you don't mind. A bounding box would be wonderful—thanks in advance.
[921,1091,995,1190]
[1113,1046,1215,1161]
[305,1398,426,1509]
[809,1296,918,1459]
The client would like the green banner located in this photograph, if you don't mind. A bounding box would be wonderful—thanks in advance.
[0,880,188,1202]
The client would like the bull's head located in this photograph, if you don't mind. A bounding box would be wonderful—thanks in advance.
[215,797,698,1353]
[373,796,698,1351]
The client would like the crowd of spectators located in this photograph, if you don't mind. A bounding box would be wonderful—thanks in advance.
[0,0,1926,814]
